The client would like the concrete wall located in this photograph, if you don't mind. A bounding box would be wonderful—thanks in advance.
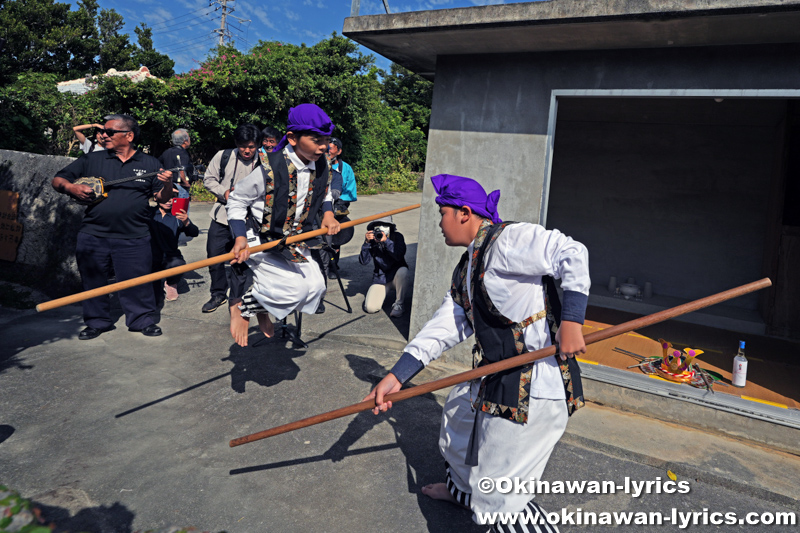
[0,150,82,295]
[412,43,800,366]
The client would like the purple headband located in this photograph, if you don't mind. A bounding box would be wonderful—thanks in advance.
[273,103,335,152]
[431,174,502,224]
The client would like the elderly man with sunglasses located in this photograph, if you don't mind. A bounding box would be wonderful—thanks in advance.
[52,114,173,340]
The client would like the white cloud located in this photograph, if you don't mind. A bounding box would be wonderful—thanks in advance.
[285,9,300,20]
[238,0,277,30]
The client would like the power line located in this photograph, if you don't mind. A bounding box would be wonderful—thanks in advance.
[155,35,217,57]
[148,10,220,35]
[145,5,214,29]
[157,32,217,53]
[150,16,221,37]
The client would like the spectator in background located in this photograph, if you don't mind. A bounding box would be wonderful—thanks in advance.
[201,124,262,313]
[260,126,281,156]
[328,138,357,211]
[150,187,199,304]
[159,129,193,198]
[72,122,107,154]
[52,114,173,339]
[359,216,408,318]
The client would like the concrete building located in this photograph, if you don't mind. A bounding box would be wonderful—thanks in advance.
[344,0,800,366]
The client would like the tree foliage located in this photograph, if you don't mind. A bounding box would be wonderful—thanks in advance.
[381,63,433,135]
[0,0,173,81]
[0,7,429,191]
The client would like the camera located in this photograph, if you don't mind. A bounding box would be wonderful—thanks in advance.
[372,229,384,241]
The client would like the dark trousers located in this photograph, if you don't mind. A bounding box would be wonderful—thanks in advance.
[152,254,186,307]
[206,219,235,297]
[76,232,156,330]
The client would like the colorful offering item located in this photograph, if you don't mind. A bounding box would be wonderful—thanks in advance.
[639,338,708,388]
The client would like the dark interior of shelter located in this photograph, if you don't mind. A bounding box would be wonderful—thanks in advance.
[546,96,800,408]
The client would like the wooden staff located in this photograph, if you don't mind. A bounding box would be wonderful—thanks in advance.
[229,277,771,447]
[36,204,421,312]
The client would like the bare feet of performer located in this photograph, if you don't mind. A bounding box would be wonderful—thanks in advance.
[230,299,251,347]
[257,312,274,338]
[421,483,467,508]
[229,239,254,347]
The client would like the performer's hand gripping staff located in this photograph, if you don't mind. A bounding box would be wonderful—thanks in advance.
[229,209,343,266]
[229,278,771,447]
[366,319,587,414]
[36,204,421,312]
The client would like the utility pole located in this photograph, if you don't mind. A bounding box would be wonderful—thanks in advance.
[211,0,233,47]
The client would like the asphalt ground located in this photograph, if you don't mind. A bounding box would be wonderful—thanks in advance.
[1,192,798,532]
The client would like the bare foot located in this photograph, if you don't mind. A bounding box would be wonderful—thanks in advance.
[257,313,274,338]
[421,483,466,508]
[229,299,250,347]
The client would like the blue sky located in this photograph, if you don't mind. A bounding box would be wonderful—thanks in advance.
[69,0,515,74]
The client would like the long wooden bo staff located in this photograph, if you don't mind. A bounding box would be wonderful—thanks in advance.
[36,203,421,312]
[229,277,772,447]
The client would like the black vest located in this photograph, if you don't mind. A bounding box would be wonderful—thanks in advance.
[261,150,331,241]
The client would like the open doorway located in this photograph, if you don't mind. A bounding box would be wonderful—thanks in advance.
[544,94,800,412]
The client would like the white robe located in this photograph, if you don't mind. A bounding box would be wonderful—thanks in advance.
[403,223,590,521]
[226,146,333,319]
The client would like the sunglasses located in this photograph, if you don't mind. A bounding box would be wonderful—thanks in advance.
[97,128,131,136]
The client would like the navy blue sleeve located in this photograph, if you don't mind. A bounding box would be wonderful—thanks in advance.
[389,352,425,384]
[229,219,247,239]
[561,290,588,324]
[384,232,406,262]
[359,240,372,265]
[181,220,200,238]
[54,155,87,183]
[322,201,333,213]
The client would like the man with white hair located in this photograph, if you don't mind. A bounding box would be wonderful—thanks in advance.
[159,128,193,197]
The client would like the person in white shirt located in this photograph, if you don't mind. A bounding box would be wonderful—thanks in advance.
[364,174,590,533]
[72,122,106,154]
[226,104,341,347]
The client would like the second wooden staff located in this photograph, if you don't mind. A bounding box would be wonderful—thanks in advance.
[36,203,421,312]
[229,277,772,447]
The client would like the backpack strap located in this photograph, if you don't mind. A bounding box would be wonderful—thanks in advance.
[219,148,234,185]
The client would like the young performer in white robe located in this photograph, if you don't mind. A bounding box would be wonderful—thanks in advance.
[226,104,340,346]
[365,174,590,533]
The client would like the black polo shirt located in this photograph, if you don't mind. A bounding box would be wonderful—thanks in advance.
[158,146,194,184]
[56,150,167,239]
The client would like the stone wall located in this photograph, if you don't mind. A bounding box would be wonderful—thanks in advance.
[0,149,81,295]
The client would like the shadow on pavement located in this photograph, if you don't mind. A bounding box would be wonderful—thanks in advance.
[0,307,113,375]
[36,499,135,533]
[228,353,481,532]
[0,424,14,444]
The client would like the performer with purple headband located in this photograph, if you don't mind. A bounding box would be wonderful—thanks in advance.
[365,174,591,533]
[225,104,340,346]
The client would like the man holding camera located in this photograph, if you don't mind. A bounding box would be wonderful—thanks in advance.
[359,216,408,318]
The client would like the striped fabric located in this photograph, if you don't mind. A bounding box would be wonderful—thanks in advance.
[239,289,267,318]
[444,462,471,507]
[490,500,560,533]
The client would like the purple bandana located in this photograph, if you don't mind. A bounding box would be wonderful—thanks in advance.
[273,103,335,152]
[431,174,502,223]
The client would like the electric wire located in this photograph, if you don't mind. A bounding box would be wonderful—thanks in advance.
[148,10,221,35]
[143,5,214,29]
[157,31,219,53]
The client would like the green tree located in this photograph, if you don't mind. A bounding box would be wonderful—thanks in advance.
[0,0,99,82]
[97,8,135,72]
[0,72,92,154]
[133,24,175,79]
[381,63,433,135]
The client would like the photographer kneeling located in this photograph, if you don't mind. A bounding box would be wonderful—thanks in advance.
[359,216,408,317]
